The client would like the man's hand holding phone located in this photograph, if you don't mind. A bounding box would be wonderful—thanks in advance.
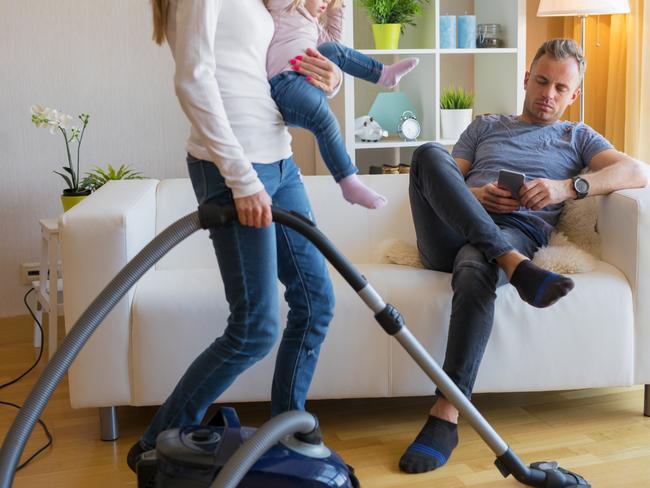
[474,169,574,213]
[471,169,523,213]
[472,181,520,213]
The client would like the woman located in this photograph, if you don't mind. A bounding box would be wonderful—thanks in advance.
[128,0,339,470]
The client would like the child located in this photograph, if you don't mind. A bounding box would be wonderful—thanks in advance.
[266,0,419,209]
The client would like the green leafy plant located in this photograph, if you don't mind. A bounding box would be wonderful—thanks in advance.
[80,164,146,191]
[440,85,474,110]
[31,105,91,194]
[356,0,429,31]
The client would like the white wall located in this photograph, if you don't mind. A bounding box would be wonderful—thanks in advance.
[0,0,316,317]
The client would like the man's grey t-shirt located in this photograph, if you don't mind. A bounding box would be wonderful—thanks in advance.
[452,114,613,242]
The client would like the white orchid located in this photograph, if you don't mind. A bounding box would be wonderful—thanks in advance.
[31,106,78,135]
[30,105,91,192]
[57,113,74,131]
[31,105,54,128]
[30,105,47,118]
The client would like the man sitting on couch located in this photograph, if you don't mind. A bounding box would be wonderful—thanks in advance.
[399,38,648,474]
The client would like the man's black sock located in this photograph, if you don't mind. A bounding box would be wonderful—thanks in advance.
[510,260,574,308]
[399,416,458,474]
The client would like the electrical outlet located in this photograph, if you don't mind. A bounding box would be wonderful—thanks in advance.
[20,262,41,285]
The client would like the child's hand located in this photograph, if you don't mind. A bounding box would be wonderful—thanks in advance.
[327,0,342,11]
[296,47,341,95]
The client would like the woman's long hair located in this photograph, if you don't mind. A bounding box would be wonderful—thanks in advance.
[151,0,169,45]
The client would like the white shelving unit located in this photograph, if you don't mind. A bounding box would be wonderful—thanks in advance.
[328,0,526,174]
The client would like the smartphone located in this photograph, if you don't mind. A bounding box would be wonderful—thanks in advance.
[497,169,526,199]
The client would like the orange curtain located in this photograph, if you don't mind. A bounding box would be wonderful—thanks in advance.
[561,14,628,150]
[625,0,649,162]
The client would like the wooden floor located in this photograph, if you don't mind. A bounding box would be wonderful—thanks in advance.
[2,315,650,487]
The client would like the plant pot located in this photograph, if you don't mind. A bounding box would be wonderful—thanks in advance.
[372,24,401,50]
[440,108,473,141]
[61,189,91,212]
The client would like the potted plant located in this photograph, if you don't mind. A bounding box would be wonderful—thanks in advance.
[440,85,474,141]
[80,163,146,192]
[357,0,429,50]
[31,105,92,211]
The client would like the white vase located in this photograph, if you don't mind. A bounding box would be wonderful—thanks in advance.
[440,108,473,141]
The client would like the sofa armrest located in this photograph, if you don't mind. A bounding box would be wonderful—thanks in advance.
[599,187,650,383]
[60,179,159,408]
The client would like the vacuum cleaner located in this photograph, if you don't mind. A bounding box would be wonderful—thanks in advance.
[0,202,592,487]
[135,406,359,488]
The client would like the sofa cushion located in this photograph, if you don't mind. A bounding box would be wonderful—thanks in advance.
[155,178,216,270]
[130,259,633,405]
[154,175,416,270]
[130,267,391,405]
[302,175,416,264]
[391,260,635,396]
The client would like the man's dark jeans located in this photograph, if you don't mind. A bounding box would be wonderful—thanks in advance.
[409,143,543,398]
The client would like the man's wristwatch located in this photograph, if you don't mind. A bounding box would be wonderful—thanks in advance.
[572,176,590,199]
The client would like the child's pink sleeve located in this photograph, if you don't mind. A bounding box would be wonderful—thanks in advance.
[318,3,345,44]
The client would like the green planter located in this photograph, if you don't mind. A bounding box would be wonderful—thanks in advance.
[61,189,91,212]
[372,24,401,49]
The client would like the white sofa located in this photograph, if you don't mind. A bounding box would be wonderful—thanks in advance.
[60,175,650,437]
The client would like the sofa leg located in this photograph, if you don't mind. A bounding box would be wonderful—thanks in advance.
[99,406,120,441]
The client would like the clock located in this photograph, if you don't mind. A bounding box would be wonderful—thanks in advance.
[397,111,421,141]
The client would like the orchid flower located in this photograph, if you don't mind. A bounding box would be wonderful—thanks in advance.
[30,105,91,192]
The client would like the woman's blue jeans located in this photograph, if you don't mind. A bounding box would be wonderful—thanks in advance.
[269,41,383,183]
[141,155,334,448]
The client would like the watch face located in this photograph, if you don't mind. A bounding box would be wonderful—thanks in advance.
[575,178,589,194]
[400,118,421,140]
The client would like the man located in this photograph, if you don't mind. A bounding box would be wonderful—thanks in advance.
[399,38,648,474]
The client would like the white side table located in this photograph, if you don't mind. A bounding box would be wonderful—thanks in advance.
[32,218,64,359]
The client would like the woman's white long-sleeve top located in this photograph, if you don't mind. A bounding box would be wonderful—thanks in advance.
[166,0,292,198]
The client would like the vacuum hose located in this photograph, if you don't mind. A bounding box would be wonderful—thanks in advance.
[0,212,203,488]
[0,203,362,488]
[210,410,318,488]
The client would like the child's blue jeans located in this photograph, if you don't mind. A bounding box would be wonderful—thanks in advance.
[269,41,383,182]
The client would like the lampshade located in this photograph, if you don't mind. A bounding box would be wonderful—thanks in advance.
[537,0,630,16]
[368,92,416,135]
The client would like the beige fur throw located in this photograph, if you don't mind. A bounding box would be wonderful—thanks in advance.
[382,198,600,274]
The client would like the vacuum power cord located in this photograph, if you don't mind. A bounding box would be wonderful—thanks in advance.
[0,289,53,470]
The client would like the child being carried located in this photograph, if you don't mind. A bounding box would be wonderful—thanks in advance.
[266,0,419,209]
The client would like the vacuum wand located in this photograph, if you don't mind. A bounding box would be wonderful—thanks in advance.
[198,203,591,487]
